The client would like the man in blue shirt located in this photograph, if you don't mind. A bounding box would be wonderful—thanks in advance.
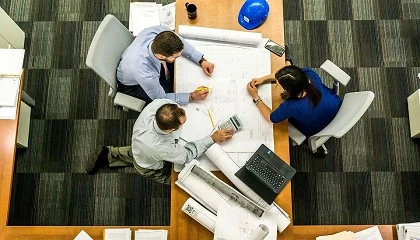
[117,25,215,105]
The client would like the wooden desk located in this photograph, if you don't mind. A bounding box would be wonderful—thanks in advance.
[0,1,397,239]
[169,0,291,239]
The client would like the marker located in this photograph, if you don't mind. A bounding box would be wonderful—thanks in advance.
[196,87,212,91]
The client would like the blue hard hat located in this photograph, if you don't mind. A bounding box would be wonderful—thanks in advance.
[238,0,270,30]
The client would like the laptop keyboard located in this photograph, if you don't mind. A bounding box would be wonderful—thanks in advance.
[245,155,287,193]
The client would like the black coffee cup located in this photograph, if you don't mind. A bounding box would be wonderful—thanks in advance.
[185,2,197,20]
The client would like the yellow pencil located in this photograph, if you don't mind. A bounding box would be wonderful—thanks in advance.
[207,110,215,127]
[196,87,212,91]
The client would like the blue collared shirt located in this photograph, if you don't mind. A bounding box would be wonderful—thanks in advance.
[117,26,203,105]
[132,99,215,170]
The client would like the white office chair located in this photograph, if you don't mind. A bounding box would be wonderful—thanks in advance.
[86,14,145,112]
[288,60,375,155]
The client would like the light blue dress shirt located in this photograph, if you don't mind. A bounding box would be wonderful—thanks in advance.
[117,26,203,105]
[132,99,214,170]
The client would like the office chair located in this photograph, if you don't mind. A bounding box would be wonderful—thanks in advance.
[288,60,375,155]
[86,14,145,112]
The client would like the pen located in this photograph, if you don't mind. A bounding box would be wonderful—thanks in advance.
[207,110,215,127]
[196,87,212,91]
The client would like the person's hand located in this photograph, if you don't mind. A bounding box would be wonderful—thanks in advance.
[251,77,264,86]
[211,129,234,143]
[247,81,259,98]
[190,86,209,101]
[200,60,214,76]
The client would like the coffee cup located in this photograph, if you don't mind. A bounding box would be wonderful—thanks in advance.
[185,2,197,20]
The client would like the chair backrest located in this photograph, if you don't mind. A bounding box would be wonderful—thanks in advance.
[308,91,375,150]
[86,14,134,96]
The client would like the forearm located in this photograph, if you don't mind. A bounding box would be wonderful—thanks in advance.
[170,136,214,165]
[255,99,273,122]
[261,72,277,83]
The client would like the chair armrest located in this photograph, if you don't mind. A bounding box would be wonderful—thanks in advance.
[320,60,350,86]
[288,122,306,146]
[21,90,35,107]
[114,92,146,112]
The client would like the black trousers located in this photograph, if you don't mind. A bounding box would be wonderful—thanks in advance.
[117,62,174,105]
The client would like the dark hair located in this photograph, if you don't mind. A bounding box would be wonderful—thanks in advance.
[155,104,186,131]
[275,66,321,108]
[151,31,184,57]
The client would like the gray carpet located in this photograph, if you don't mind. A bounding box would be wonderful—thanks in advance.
[1,0,419,226]
[284,0,420,225]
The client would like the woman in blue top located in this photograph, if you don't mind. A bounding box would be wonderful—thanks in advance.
[246,65,341,138]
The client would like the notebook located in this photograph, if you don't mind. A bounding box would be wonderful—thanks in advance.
[235,144,296,204]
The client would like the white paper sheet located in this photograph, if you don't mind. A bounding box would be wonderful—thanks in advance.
[74,230,93,240]
[176,26,273,170]
[160,3,175,30]
[182,197,217,233]
[397,223,420,240]
[316,231,355,240]
[354,226,383,240]
[214,203,276,240]
[103,228,131,240]
[134,229,167,240]
[129,2,161,36]
[0,49,25,75]
[180,104,214,142]
[0,77,20,107]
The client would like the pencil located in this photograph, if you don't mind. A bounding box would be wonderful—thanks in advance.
[207,110,215,127]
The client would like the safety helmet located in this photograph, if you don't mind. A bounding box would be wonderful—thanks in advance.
[238,0,270,30]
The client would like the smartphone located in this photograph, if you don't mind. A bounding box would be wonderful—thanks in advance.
[264,39,285,57]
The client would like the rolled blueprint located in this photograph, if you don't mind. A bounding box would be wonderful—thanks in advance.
[204,143,291,232]
[191,165,264,217]
[248,224,270,240]
[178,25,263,46]
[182,198,217,233]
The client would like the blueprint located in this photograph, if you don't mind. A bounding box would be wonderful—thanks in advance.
[176,26,274,169]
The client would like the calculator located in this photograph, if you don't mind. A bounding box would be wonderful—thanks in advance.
[217,114,243,131]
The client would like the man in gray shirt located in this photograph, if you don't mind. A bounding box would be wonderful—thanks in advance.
[86,99,234,184]
[117,25,215,105]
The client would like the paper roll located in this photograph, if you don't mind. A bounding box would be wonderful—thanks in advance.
[178,25,263,46]
[247,224,270,240]
[182,198,217,233]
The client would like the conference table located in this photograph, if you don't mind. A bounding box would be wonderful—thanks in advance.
[0,0,397,239]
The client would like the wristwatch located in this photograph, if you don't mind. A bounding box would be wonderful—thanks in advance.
[199,56,206,65]
[253,97,262,104]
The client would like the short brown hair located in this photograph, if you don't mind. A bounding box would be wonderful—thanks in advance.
[155,104,186,130]
[151,31,184,57]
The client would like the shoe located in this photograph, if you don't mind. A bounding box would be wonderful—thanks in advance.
[285,45,293,65]
[86,146,109,174]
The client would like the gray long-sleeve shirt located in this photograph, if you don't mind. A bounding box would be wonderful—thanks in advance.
[132,99,214,170]
[116,26,203,105]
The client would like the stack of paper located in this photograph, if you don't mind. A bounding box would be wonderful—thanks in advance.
[397,222,420,240]
[0,49,24,119]
[316,231,355,240]
[354,226,383,240]
[134,229,168,240]
[316,226,384,240]
[129,2,175,36]
[103,228,131,240]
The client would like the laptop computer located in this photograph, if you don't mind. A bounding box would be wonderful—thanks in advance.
[235,144,296,204]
